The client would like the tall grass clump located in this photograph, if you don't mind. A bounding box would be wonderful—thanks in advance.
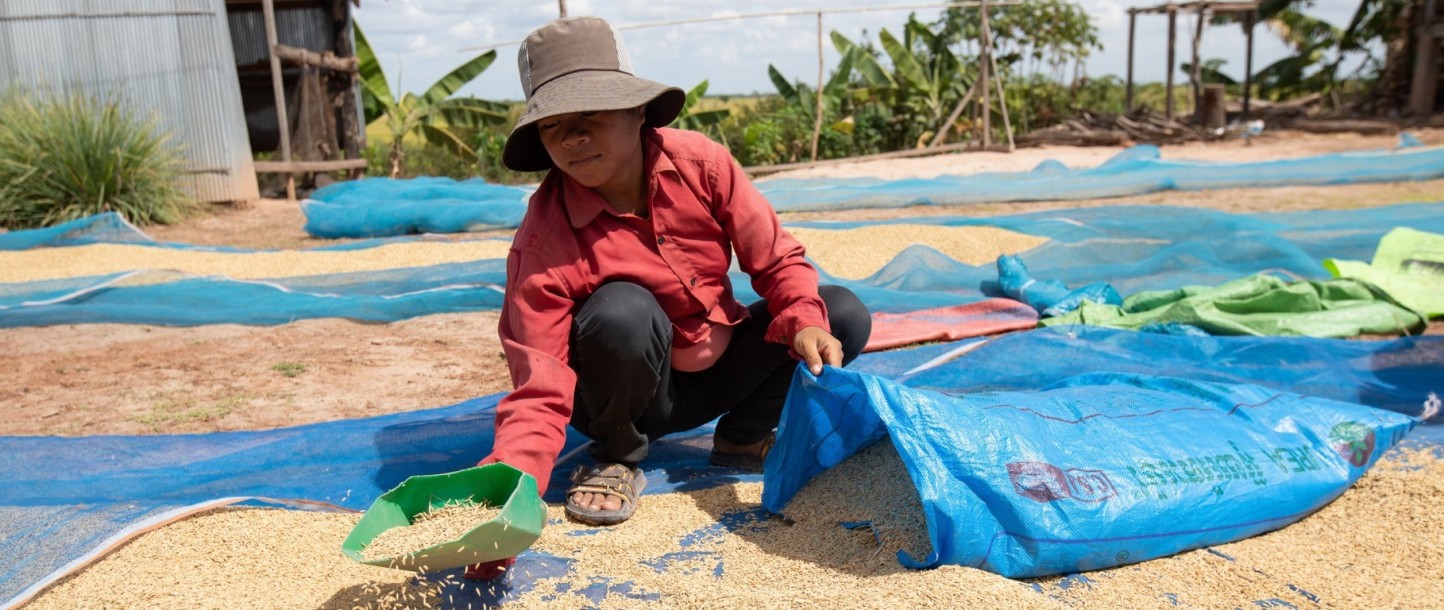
[0,91,193,228]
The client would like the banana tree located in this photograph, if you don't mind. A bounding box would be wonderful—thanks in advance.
[355,24,509,177]
[1250,9,1344,101]
[876,15,970,145]
[765,30,896,132]
[673,80,730,134]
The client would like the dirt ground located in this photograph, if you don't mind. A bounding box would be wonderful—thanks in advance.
[3,128,1442,437]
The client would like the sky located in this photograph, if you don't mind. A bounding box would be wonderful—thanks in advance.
[353,0,1369,101]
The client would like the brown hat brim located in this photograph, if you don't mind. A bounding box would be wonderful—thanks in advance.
[502,70,684,172]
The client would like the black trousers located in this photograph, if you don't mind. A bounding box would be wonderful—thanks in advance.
[568,283,871,467]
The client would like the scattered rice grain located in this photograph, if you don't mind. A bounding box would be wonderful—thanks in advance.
[0,240,512,284]
[26,446,1442,609]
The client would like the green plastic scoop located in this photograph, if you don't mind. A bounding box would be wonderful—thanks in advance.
[340,463,546,572]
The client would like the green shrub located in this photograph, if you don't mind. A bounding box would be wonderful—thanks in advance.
[0,92,192,228]
[360,127,533,186]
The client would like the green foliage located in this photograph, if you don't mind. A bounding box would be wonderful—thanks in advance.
[361,130,532,185]
[939,0,1101,81]
[355,23,509,178]
[271,362,307,378]
[0,91,192,229]
[1250,9,1345,101]
[674,81,731,134]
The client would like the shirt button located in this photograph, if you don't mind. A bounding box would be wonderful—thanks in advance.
[657,236,666,245]
[690,277,698,286]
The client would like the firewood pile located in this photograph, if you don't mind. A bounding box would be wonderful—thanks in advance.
[1018,108,1216,147]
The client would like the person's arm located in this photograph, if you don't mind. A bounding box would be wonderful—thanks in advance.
[709,147,836,371]
[479,249,576,496]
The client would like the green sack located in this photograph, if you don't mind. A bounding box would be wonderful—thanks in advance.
[1325,227,1444,318]
[1041,273,1426,337]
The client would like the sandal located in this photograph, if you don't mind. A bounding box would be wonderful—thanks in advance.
[708,430,776,472]
[564,462,647,526]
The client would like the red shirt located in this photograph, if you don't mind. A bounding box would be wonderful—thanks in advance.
[482,128,829,494]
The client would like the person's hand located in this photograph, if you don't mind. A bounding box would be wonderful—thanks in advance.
[464,556,516,581]
[793,326,842,376]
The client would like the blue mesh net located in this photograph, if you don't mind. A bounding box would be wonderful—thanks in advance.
[760,141,1444,212]
[6,203,1442,327]
[288,142,1444,236]
[302,177,531,238]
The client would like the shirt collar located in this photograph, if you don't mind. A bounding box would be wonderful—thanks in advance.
[562,128,679,229]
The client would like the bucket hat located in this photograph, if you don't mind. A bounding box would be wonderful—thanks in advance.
[502,16,684,172]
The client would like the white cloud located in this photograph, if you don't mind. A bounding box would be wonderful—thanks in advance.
[448,21,474,38]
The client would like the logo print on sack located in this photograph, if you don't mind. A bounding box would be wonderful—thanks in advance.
[1007,462,1117,503]
[1328,421,1375,467]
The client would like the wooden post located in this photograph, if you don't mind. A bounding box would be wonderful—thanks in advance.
[980,0,992,149]
[1202,84,1226,128]
[1243,9,1255,117]
[558,0,567,18]
[262,0,295,201]
[1126,10,1136,111]
[1190,5,1206,121]
[1166,6,1177,119]
[929,79,979,147]
[810,12,824,162]
[336,12,363,177]
[989,43,1015,151]
[1407,0,1439,121]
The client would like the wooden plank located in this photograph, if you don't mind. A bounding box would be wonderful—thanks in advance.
[254,159,369,173]
[1283,119,1398,135]
[274,43,357,73]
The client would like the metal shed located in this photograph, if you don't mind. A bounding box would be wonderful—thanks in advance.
[0,0,261,202]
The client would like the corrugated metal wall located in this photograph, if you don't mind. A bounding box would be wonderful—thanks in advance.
[0,0,259,202]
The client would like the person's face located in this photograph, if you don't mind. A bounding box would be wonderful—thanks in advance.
[537,107,646,192]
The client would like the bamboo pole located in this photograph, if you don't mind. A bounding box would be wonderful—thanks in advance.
[1243,9,1254,117]
[980,0,992,149]
[1190,4,1206,121]
[1126,10,1136,111]
[262,0,295,201]
[811,12,824,162]
[1165,6,1177,119]
[988,36,1015,151]
[928,79,979,147]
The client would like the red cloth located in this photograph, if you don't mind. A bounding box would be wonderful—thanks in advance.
[482,128,828,495]
[864,299,1039,352]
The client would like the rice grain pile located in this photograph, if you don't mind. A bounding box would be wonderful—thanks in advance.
[27,445,1443,609]
[788,224,1049,280]
[25,508,442,610]
[361,501,501,561]
[0,240,513,283]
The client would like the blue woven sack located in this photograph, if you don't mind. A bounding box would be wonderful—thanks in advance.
[762,367,1422,577]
